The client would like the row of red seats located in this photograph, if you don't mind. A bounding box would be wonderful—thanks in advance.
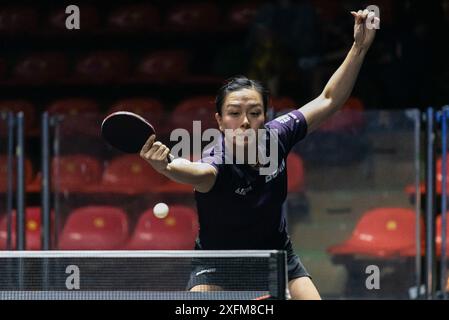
[0,50,225,84]
[0,96,365,135]
[328,207,449,258]
[3,206,445,254]
[0,205,198,250]
[0,3,260,34]
[0,96,218,135]
[0,152,305,195]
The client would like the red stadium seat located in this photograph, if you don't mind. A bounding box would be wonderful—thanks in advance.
[318,97,365,133]
[0,6,38,34]
[108,98,164,118]
[270,96,297,112]
[170,96,217,131]
[75,51,130,83]
[127,205,198,250]
[165,3,220,32]
[436,214,449,257]
[137,50,189,81]
[0,156,34,192]
[0,207,51,250]
[436,157,449,195]
[405,156,449,197]
[102,154,169,194]
[287,153,305,193]
[108,4,160,31]
[108,98,166,134]
[397,212,448,258]
[48,5,99,31]
[51,155,102,192]
[328,208,423,258]
[0,100,37,134]
[46,99,102,138]
[13,52,68,83]
[227,2,260,30]
[58,206,129,250]
[47,98,99,115]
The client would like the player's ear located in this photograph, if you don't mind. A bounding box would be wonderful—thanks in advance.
[215,112,223,131]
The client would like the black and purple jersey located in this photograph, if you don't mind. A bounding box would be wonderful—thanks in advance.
[195,110,308,250]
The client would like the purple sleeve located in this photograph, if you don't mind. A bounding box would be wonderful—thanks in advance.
[266,110,308,153]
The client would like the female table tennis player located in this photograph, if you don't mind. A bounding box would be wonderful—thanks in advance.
[140,10,378,299]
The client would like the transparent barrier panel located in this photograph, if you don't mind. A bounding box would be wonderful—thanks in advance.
[50,112,198,252]
[50,109,422,299]
[287,109,421,299]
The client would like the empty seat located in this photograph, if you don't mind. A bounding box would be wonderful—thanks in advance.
[108,97,167,135]
[165,3,220,32]
[58,206,129,250]
[436,214,449,257]
[328,208,423,258]
[102,154,169,194]
[108,4,160,31]
[51,154,102,192]
[75,51,130,83]
[170,96,217,131]
[13,52,67,83]
[0,207,50,250]
[47,100,102,138]
[0,156,34,192]
[137,50,189,81]
[127,205,198,250]
[406,156,449,196]
[108,98,164,119]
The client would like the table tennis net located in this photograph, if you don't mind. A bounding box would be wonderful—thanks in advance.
[0,250,287,300]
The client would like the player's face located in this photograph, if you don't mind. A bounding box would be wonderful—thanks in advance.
[216,88,265,131]
[215,88,266,151]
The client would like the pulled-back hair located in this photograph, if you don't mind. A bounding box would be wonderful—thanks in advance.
[215,76,269,115]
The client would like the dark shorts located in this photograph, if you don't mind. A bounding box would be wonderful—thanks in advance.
[186,241,310,291]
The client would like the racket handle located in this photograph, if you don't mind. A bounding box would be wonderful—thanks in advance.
[167,154,174,163]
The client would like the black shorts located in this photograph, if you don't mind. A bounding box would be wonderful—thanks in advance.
[186,241,310,291]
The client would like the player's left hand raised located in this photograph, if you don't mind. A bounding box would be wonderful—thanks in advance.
[351,9,380,50]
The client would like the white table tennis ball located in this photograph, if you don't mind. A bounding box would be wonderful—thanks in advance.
[153,202,169,219]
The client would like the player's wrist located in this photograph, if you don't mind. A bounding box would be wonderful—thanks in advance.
[352,42,368,56]
[155,163,170,175]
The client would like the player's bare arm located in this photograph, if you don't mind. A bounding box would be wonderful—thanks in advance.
[140,134,217,193]
[299,9,379,133]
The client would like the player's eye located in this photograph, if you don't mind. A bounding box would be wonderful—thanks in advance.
[229,112,240,116]
[250,112,261,116]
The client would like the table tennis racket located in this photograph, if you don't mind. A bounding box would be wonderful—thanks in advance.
[101,111,173,161]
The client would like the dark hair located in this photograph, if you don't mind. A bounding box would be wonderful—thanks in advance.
[215,76,269,115]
